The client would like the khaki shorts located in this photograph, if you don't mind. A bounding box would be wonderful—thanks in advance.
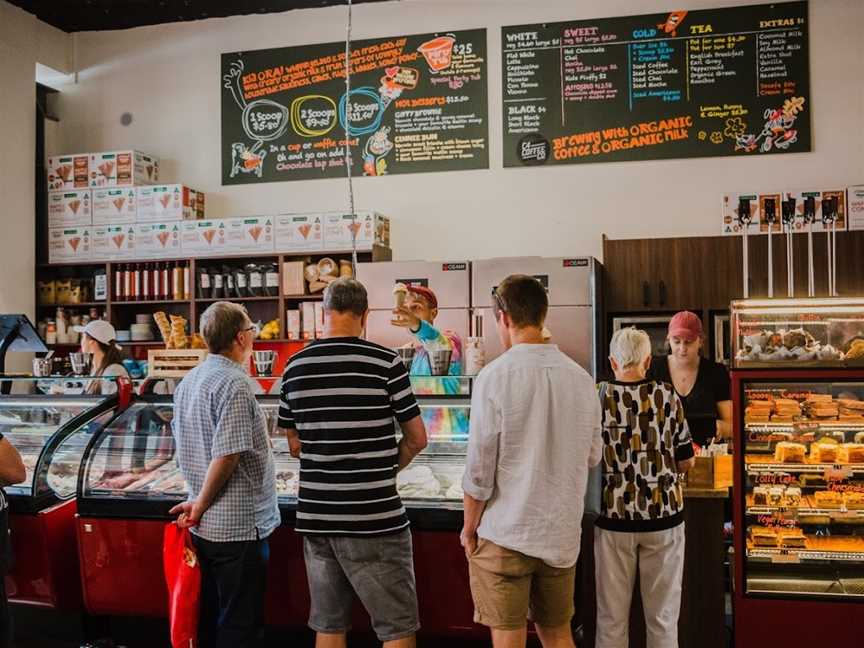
[468,538,575,630]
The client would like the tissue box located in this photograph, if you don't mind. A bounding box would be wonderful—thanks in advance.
[48,227,92,263]
[89,150,158,188]
[136,184,203,222]
[48,190,92,228]
[47,153,90,190]
[93,187,137,225]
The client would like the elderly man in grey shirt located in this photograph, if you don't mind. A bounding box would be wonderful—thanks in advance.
[170,301,279,648]
[461,275,602,648]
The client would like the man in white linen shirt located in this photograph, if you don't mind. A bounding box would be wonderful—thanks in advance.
[461,274,603,648]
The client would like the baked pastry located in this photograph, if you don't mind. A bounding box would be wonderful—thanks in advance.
[814,490,843,508]
[838,398,864,411]
[806,394,834,403]
[843,491,864,510]
[749,526,779,547]
[778,528,807,549]
[753,486,769,506]
[774,442,806,463]
[169,315,188,349]
[855,432,864,444]
[770,415,794,424]
[784,486,802,507]
[838,444,864,464]
[153,311,172,346]
[768,486,785,506]
[845,339,864,360]
[810,441,839,463]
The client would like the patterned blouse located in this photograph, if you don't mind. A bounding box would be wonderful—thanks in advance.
[597,379,694,532]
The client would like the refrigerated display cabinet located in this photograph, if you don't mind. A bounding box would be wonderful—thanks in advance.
[0,376,129,609]
[733,365,864,646]
[76,378,479,636]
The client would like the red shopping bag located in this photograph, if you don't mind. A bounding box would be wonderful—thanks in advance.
[163,522,201,648]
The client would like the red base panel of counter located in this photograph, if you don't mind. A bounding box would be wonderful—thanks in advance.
[77,517,484,638]
[6,500,83,610]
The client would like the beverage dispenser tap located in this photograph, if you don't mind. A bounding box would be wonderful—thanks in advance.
[802,195,816,297]
[737,197,753,298]
[822,196,838,297]
[781,197,797,298]
[764,197,777,298]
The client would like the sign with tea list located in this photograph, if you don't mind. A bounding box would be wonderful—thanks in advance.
[502,1,810,167]
[221,29,488,183]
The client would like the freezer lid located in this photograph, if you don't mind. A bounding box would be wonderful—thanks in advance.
[356,260,471,309]
[471,257,596,306]
[365,309,471,352]
[474,306,596,376]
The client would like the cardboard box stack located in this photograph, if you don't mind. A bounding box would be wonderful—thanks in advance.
[47,149,208,263]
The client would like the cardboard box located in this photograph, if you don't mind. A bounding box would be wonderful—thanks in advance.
[301,302,316,340]
[135,223,183,257]
[47,153,90,191]
[849,186,864,231]
[92,225,136,260]
[282,261,306,296]
[48,227,92,263]
[686,455,733,489]
[89,150,159,188]
[222,217,275,252]
[286,310,301,341]
[313,302,325,339]
[93,187,137,225]
[48,190,92,228]
[180,220,227,256]
[195,191,206,220]
[274,214,324,252]
[137,184,203,222]
[322,211,390,250]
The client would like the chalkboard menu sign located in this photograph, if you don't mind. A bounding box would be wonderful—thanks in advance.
[502,1,809,167]
[221,29,488,184]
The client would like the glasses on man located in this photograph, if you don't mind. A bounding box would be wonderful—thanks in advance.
[491,287,507,314]
[242,323,259,337]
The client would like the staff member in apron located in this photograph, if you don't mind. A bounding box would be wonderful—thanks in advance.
[75,320,130,395]
[648,311,732,446]
[0,434,25,647]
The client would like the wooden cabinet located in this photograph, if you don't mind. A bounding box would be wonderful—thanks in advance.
[603,231,864,314]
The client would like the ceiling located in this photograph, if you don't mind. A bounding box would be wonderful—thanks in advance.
[7,0,392,33]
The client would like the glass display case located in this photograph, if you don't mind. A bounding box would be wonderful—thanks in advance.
[740,375,864,599]
[732,298,864,368]
[77,377,472,522]
[0,377,121,510]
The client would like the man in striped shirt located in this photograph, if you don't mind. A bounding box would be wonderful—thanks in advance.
[278,278,428,648]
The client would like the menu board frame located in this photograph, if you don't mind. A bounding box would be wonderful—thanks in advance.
[221,29,489,184]
[501,1,810,167]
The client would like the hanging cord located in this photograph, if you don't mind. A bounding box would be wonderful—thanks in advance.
[343,0,359,275]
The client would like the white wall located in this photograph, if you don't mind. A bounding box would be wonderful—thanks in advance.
[0,1,70,369]
[54,0,864,262]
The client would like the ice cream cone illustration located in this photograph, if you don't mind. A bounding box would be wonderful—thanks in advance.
[99,161,115,179]
[112,234,126,249]
[159,194,172,210]
[249,226,263,242]
[57,165,72,182]
[113,197,126,212]
[146,164,155,180]
[68,237,81,252]
[157,231,171,247]
[298,224,312,239]
[68,200,81,215]
[418,36,455,72]
[203,229,217,245]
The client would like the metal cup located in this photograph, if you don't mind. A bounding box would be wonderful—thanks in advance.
[69,352,92,376]
[429,349,453,376]
[253,350,276,377]
[395,347,415,370]
[32,358,53,377]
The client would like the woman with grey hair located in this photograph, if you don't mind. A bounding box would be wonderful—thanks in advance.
[595,327,695,648]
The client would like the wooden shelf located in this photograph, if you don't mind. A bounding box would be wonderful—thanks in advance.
[111,300,192,307]
[195,296,278,303]
[254,339,310,345]
[283,294,323,300]
[38,302,106,308]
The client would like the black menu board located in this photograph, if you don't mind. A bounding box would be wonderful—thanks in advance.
[502,2,809,167]
[221,29,488,184]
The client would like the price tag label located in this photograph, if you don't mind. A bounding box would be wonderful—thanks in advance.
[771,551,801,564]
[825,465,853,481]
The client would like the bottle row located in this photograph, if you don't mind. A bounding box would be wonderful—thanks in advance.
[113,262,191,302]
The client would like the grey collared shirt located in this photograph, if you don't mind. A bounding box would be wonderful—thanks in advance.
[172,354,279,542]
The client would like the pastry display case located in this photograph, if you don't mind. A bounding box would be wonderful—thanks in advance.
[732,298,864,368]
[733,366,864,646]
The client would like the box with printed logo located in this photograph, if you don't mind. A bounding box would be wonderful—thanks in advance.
[47,153,90,191]
[222,217,275,252]
[92,188,137,225]
[48,190,92,228]
[180,220,227,256]
[136,184,204,222]
[275,214,324,252]
[322,211,389,250]
[135,223,183,257]
[92,225,136,260]
[89,150,158,188]
[48,227,92,263]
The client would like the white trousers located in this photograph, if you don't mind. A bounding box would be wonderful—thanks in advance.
[594,524,686,648]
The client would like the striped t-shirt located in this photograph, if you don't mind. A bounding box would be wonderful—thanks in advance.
[278,336,421,536]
